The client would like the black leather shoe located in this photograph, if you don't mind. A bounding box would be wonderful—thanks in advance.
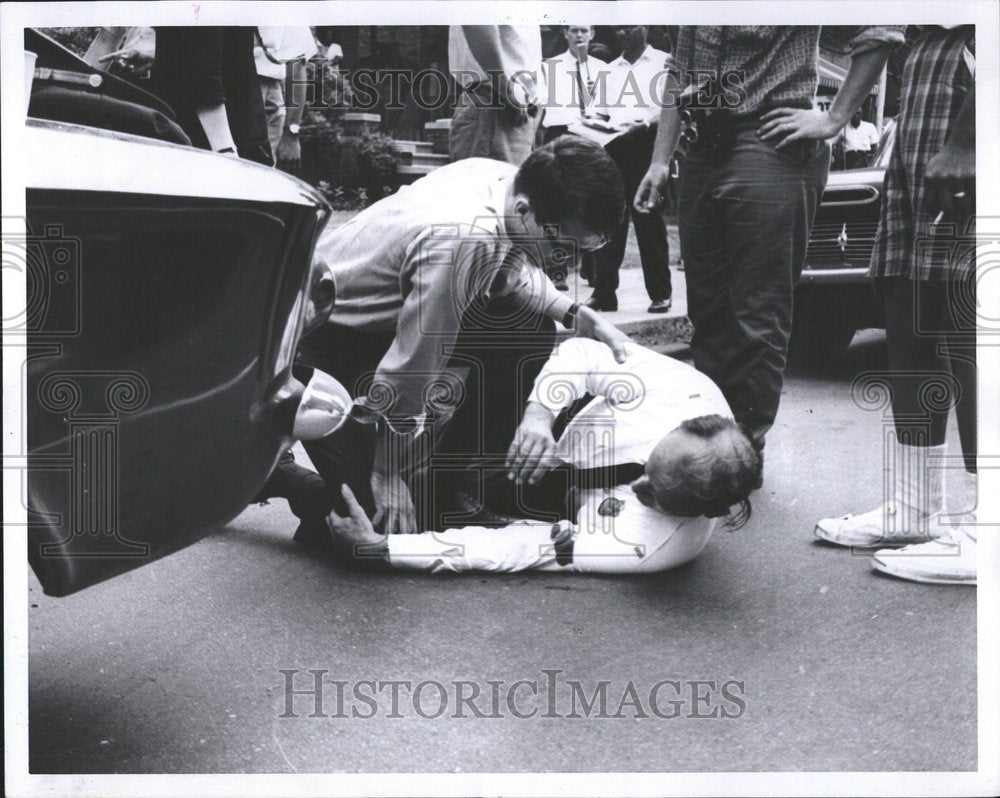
[445,489,513,528]
[584,294,618,312]
[647,298,672,313]
[293,517,333,552]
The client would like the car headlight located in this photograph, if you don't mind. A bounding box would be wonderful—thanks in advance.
[293,369,353,440]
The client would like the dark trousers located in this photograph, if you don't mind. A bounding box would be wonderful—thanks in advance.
[679,132,829,443]
[877,277,977,472]
[591,125,672,303]
[426,297,558,528]
[259,296,558,528]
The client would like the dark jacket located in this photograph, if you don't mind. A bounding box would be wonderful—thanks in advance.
[150,26,272,165]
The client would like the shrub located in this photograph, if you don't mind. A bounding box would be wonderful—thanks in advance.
[300,122,400,207]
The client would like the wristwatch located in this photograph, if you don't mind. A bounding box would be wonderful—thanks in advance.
[285,123,301,136]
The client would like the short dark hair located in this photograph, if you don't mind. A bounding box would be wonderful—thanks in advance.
[647,415,762,529]
[513,136,625,239]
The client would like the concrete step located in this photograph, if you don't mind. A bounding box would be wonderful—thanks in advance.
[410,152,449,167]
[393,140,436,156]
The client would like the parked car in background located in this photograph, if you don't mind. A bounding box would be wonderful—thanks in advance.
[20,30,348,596]
[789,120,896,366]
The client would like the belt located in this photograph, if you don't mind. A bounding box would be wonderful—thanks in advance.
[682,108,767,153]
[570,461,645,488]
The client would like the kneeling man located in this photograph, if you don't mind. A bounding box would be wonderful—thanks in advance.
[326,339,762,574]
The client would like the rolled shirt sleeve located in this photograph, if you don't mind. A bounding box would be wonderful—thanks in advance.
[528,338,646,415]
[847,26,907,55]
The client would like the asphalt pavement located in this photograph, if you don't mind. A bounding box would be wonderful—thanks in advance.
[28,332,977,774]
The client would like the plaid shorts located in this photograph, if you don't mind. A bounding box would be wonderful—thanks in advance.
[870,26,975,282]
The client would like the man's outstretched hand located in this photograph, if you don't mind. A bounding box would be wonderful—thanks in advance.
[575,305,629,363]
[506,404,559,486]
[327,484,386,546]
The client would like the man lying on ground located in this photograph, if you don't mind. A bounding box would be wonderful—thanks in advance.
[256,136,629,537]
[324,339,762,574]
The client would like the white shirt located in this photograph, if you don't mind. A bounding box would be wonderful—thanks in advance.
[842,120,880,152]
[529,338,732,468]
[255,27,318,81]
[448,25,544,97]
[386,340,733,575]
[596,45,671,128]
[540,49,608,129]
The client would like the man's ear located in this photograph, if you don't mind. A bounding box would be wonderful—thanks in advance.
[631,478,658,509]
[512,195,533,220]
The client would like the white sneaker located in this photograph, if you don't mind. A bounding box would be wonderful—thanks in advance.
[871,527,977,585]
[814,503,945,547]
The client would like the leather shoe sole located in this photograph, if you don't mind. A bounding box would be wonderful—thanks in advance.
[584,296,618,312]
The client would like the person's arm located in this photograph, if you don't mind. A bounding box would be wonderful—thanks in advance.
[924,83,975,220]
[356,231,494,532]
[330,480,702,575]
[369,418,418,535]
[195,105,238,154]
[84,27,128,67]
[460,26,538,120]
[506,338,647,483]
[179,29,238,154]
[505,265,629,362]
[328,483,572,573]
[633,64,683,212]
[275,58,309,172]
[757,28,903,148]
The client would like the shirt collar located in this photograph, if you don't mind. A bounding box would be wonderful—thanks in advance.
[613,44,655,68]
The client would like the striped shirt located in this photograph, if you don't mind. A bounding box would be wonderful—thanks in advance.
[674,26,905,116]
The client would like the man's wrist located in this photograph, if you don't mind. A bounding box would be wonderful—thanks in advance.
[284,123,301,136]
[562,302,581,330]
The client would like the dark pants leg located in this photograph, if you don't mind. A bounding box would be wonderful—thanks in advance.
[592,126,671,303]
[255,324,395,523]
[878,276,977,472]
[428,294,557,527]
[679,132,829,444]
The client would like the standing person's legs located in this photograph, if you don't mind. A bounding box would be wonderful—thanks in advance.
[259,76,286,160]
[683,134,828,445]
[619,132,671,305]
[587,140,631,309]
[449,88,536,165]
[815,276,973,547]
